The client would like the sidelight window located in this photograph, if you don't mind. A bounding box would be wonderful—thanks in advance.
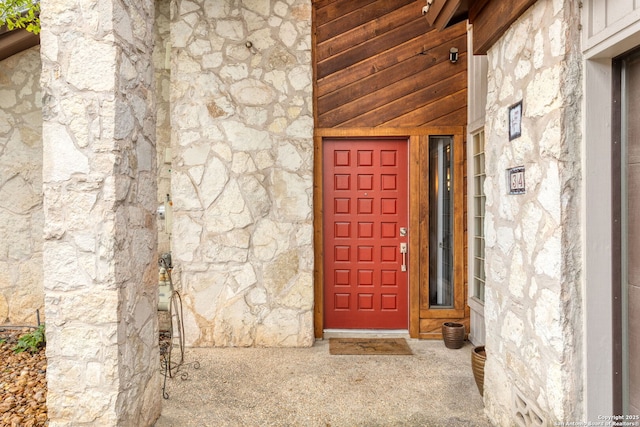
[429,136,455,308]
[472,130,486,303]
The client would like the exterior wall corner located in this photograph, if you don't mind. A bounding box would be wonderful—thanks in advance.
[482,0,585,423]
[40,0,161,423]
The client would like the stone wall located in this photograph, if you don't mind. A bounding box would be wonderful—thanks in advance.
[0,46,43,325]
[481,0,583,424]
[155,0,172,254]
[170,0,315,347]
[40,0,161,424]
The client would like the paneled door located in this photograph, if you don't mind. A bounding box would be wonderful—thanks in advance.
[323,138,409,329]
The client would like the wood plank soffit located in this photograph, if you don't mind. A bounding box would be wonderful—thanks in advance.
[470,0,537,55]
[424,0,463,31]
[423,0,537,55]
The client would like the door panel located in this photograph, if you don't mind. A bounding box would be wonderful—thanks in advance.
[323,138,409,329]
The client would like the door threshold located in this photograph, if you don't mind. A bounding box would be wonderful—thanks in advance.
[322,329,410,339]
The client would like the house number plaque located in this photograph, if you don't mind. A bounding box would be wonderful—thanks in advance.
[508,166,526,195]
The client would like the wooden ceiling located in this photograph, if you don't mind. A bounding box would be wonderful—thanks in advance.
[422,0,537,54]
[313,0,468,129]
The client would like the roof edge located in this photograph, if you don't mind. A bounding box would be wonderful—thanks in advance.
[0,27,40,62]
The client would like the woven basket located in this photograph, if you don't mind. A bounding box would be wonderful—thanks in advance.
[471,345,486,396]
[441,322,465,349]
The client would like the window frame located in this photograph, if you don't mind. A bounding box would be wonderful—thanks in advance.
[468,126,486,314]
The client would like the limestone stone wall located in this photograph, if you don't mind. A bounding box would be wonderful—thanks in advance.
[170,0,315,347]
[481,0,583,424]
[155,0,172,254]
[0,46,44,325]
[40,0,161,424]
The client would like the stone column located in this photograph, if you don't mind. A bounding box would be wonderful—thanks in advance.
[481,1,583,424]
[40,0,161,425]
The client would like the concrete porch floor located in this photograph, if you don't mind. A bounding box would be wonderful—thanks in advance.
[155,339,494,427]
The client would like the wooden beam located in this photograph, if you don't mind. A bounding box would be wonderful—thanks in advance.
[468,0,490,22]
[315,126,465,137]
[424,0,462,30]
[409,135,423,338]
[433,0,463,31]
[470,0,537,55]
[313,136,325,339]
[421,0,536,54]
[0,28,39,62]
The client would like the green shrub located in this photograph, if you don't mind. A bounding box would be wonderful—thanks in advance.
[0,0,41,35]
[13,324,45,354]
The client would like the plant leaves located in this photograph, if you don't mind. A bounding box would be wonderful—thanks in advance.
[0,0,41,35]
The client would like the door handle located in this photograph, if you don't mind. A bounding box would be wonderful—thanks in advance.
[400,243,407,272]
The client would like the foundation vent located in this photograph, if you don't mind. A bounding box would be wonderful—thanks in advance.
[513,389,547,427]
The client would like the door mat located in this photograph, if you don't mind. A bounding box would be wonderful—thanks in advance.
[329,338,413,355]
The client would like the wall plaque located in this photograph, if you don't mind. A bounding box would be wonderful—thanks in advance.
[509,101,522,141]
[508,166,525,195]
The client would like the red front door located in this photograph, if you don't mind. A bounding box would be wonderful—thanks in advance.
[323,138,409,329]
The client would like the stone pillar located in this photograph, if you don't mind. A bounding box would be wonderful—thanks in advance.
[40,0,161,425]
[481,0,583,425]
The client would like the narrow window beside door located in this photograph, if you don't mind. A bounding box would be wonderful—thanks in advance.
[473,130,486,303]
[429,136,455,308]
